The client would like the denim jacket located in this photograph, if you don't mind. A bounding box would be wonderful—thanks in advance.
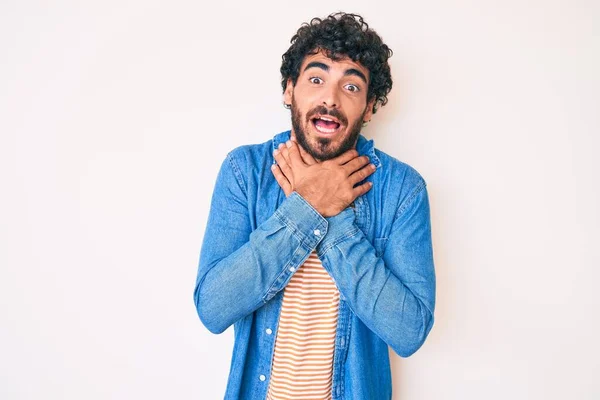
[193,130,436,399]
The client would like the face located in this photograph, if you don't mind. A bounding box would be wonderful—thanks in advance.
[284,50,375,161]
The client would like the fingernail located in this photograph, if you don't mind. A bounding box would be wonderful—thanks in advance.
[286,140,292,148]
[273,149,279,155]
[278,143,284,149]
[371,164,376,170]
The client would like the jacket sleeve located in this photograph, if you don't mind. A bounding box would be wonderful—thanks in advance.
[316,178,436,357]
[193,150,331,334]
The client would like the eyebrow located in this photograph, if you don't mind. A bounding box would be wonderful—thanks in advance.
[304,61,368,85]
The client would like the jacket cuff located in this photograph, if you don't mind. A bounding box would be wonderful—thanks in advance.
[274,191,328,251]
[317,206,360,253]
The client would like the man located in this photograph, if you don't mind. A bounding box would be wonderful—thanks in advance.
[194,12,436,399]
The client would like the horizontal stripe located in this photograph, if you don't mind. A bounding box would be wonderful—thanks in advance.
[268,385,332,400]
[269,379,333,391]
[271,349,334,358]
[276,324,337,333]
[269,380,333,392]
[272,333,336,343]
[269,378,333,388]
[272,315,337,326]
[266,251,338,400]
[270,369,333,380]
[271,365,332,375]
[269,339,334,349]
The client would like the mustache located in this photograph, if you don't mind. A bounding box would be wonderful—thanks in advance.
[307,105,347,125]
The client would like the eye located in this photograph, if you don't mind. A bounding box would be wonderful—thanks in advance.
[345,84,360,92]
[309,77,323,84]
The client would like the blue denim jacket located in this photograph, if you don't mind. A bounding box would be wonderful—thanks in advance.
[194,130,436,399]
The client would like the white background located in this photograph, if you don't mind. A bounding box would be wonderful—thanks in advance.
[1,1,599,399]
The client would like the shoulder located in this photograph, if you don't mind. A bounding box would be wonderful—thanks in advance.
[221,136,275,186]
[226,137,272,167]
[228,137,271,155]
[226,129,291,169]
[375,146,426,185]
[372,146,428,213]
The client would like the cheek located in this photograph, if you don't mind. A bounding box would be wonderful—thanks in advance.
[344,107,362,123]
[350,102,368,119]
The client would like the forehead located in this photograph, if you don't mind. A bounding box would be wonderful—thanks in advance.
[299,50,370,81]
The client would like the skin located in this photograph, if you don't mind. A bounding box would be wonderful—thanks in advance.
[271,50,378,217]
[285,50,375,160]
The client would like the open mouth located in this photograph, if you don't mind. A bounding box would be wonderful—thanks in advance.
[311,116,342,134]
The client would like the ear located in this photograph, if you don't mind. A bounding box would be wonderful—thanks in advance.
[283,78,294,106]
[363,98,376,122]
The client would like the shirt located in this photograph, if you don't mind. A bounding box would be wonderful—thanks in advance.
[266,251,339,399]
[193,129,436,399]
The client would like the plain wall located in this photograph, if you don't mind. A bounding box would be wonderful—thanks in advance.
[1,0,599,399]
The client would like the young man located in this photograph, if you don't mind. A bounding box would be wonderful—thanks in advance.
[194,12,436,399]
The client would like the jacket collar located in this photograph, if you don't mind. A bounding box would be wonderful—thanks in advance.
[271,130,382,169]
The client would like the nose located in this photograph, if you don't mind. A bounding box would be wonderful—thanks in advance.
[321,83,340,108]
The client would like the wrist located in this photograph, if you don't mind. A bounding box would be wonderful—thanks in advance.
[295,187,326,216]
[317,207,359,252]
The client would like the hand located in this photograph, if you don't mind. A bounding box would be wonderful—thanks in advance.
[271,139,376,217]
[271,139,317,197]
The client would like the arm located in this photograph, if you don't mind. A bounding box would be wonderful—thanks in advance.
[193,150,331,334]
[316,179,436,357]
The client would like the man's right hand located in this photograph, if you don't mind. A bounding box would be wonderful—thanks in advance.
[271,140,376,218]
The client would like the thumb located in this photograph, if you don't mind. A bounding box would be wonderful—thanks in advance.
[285,140,307,167]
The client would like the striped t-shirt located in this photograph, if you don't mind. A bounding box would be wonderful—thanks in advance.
[266,251,340,400]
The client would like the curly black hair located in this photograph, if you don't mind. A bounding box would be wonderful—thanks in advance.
[281,12,393,114]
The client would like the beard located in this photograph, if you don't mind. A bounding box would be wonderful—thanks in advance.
[291,95,366,161]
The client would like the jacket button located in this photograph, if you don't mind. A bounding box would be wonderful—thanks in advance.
[313,229,321,236]
[259,374,266,381]
[266,328,272,335]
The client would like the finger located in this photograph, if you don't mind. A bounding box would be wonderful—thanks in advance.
[348,163,376,186]
[277,143,288,163]
[271,164,292,195]
[280,146,291,165]
[351,180,373,198]
[273,149,293,179]
[285,140,306,167]
[343,155,370,175]
[332,148,360,165]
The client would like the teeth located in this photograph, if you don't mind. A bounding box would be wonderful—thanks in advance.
[314,122,337,134]
[319,116,336,123]
[313,116,340,134]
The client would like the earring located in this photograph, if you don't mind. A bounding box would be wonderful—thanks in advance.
[362,120,371,127]
[283,103,291,109]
